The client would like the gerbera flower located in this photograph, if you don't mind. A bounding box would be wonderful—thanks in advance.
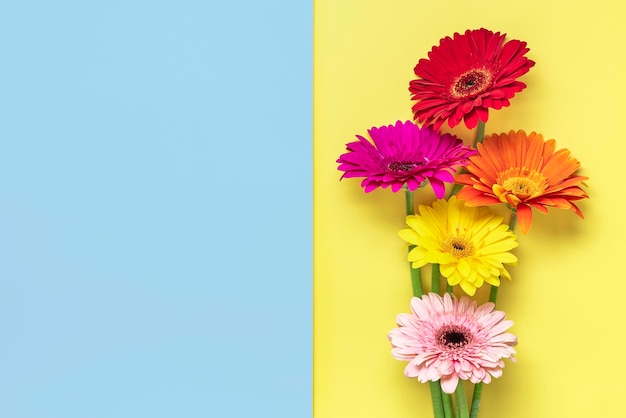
[455,130,589,234]
[409,28,535,130]
[398,197,517,296]
[337,120,475,198]
[388,293,517,394]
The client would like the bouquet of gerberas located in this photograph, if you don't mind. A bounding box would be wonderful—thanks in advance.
[336,28,589,418]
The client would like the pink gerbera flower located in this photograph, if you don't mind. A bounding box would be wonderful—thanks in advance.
[388,293,517,394]
[337,121,475,198]
[409,28,535,130]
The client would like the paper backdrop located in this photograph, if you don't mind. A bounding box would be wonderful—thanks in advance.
[313,1,625,417]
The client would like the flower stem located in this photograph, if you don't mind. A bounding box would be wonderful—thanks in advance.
[448,121,486,198]
[488,285,499,305]
[469,382,483,418]
[405,188,414,216]
[474,120,486,145]
[409,261,423,298]
[469,189,510,418]
[442,392,454,418]
[432,263,441,295]
[509,207,518,232]
[448,179,463,198]
[469,270,500,417]
[455,382,470,418]
[404,189,442,417]
[404,189,424,297]
[429,382,446,418]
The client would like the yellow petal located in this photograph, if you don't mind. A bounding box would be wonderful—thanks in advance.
[457,258,472,277]
[484,275,501,286]
[459,280,477,296]
[446,270,462,286]
[398,228,420,245]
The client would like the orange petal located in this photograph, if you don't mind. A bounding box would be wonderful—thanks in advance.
[516,204,533,234]
[529,203,549,213]
[457,187,501,205]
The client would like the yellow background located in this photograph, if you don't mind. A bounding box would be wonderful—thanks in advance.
[313,1,626,417]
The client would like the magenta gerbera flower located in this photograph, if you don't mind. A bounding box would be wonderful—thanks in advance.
[337,121,475,198]
[388,293,517,394]
[409,28,535,130]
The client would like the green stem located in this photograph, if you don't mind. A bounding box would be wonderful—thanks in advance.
[431,264,441,295]
[404,189,424,298]
[455,382,470,418]
[474,120,486,145]
[448,120,486,198]
[488,285,499,305]
[409,254,423,298]
[404,189,442,417]
[442,392,454,418]
[448,180,463,198]
[469,279,499,417]
[405,188,415,217]
[509,207,518,232]
[469,383,483,418]
[469,187,508,418]
[429,382,446,418]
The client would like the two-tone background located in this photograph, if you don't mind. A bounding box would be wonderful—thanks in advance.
[2,0,624,417]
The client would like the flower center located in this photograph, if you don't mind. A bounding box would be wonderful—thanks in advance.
[496,167,548,201]
[437,325,473,350]
[448,68,494,100]
[442,234,474,258]
[387,160,423,172]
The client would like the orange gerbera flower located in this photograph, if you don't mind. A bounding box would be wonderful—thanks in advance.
[456,130,588,234]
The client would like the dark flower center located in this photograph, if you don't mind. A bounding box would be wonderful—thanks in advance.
[388,161,423,172]
[448,68,494,100]
[437,325,473,349]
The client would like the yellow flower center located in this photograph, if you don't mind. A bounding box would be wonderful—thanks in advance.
[443,234,475,258]
[495,167,548,203]
[448,68,494,100]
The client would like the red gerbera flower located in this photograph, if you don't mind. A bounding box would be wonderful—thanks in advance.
[409,28,535,130]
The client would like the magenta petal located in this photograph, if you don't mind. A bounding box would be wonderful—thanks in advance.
[363,182,378,193]
[406,178,420,190]
[337,121,474,194]
[429,178,446,198]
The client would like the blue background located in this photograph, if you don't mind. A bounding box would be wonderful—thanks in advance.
[0,1,311,417]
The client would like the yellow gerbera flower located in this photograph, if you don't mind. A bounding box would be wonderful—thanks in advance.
[398,197,518,296]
